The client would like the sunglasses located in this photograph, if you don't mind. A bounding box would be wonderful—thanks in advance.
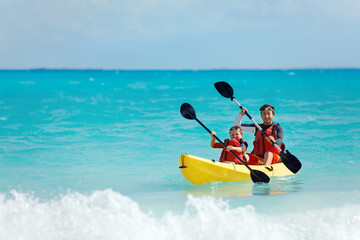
[229,126,242,131]
[260,107,274,112]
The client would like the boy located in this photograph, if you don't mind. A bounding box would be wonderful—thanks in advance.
[210,126,248,164]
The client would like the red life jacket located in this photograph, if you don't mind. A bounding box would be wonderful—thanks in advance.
[219,138,246,164]
[252,124,281,156]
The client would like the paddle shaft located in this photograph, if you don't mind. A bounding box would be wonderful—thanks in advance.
[193,117,263,178]
[232,98,282,152]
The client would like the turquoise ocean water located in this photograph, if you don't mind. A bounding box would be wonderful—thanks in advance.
[0,69,359,239]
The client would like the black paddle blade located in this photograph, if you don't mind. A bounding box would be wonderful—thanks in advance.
[281,150,302,174]
[180,103,196,120]
[214,81,234,99]
[250,170,270,183]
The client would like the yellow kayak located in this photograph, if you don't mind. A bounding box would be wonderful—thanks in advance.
[178,154,295,185]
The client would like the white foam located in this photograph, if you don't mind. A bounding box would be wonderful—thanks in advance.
[0,189,359,240]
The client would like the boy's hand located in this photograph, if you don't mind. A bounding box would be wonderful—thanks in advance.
[226,146,233,152]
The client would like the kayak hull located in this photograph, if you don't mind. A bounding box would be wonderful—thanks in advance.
[178,154,295,185]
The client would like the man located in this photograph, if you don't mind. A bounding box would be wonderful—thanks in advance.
[234,104,284,165]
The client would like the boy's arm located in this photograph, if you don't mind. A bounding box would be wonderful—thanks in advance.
[226,142,246,153]
[210,131,216,148]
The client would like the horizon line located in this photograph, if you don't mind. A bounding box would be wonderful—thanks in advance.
[0,67,360,71]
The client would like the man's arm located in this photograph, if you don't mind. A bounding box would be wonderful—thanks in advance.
[275,124,284,145]
[234,112,256,133]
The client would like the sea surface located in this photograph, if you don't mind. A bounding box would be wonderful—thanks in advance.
[0,69,359,239]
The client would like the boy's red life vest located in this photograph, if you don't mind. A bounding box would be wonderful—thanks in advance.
[219,138,247,164]
[252,124,281,156]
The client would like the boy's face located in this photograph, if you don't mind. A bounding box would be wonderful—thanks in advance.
[230,129,243,139]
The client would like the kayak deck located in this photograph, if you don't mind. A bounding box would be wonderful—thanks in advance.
[178,154,295,185]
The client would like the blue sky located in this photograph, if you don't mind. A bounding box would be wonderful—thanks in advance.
[1,0,359,69]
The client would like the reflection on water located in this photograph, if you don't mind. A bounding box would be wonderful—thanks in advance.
[183,176,303,198]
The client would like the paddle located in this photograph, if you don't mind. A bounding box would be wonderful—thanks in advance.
[214,81,302,174]
[180,103,270,184]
